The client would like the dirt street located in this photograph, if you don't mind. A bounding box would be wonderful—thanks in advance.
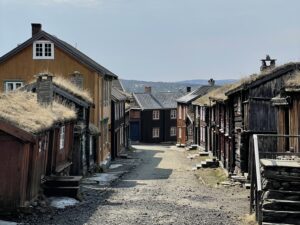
[21,144,250,225]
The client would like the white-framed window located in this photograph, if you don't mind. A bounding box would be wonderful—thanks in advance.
[153,110,160,120]
[170,109,177,119]
[4,81,23,93]
[59,126,65,150]
[152,128,160,138]
[170,127,176,136]
[178,128,182,138]
[33,41,54,59]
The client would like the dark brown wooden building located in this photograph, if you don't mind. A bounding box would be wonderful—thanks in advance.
[225,58,300,174]
[192,84,235,171]
[131,87,181,143]
[0,89,76,211]
[111,80,129,159]
[272,71,300,152]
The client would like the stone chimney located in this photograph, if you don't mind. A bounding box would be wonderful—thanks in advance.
[70,71,84,89]
[260,55,276,71]
[36,72,54,106]
[208,78,215,86]
[186,87,191,93]
[144,86,152,94]
[31,23,42,36]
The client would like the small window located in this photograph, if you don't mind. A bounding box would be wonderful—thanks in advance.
[4,81,23,93]
[170,127,176,136]
[178,128,182,138]
[170,109,177,119]
[33,41,54,59]
[153,110,160,120]
[59,126,65,150]
[152,128,160,138]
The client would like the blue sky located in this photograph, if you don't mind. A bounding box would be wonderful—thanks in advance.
[0,0,300,81]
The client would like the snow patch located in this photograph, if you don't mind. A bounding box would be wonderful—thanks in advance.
[49,197,79,209]
[0,220,18,225]
[109,164,123,169]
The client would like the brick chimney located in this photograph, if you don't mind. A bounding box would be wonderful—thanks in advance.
[208,78,215,86]
[186,87,191,93]
[260,55,276,71]
[70,71,84,89]
[36,72,54,106]
[31,23,42,36]
[144,86,151,94]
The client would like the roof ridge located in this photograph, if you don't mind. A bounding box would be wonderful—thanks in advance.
[150,93,164,108]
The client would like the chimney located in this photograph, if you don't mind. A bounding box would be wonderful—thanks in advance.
[186,87,191,93]
[70,71,84,89]
[31,23,42,36]
[144,86,152,94]
[260,55,276,71]
[36,72,54,106]
[208,78,215,86]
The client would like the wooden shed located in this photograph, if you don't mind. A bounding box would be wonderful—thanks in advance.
[0,90,76,211]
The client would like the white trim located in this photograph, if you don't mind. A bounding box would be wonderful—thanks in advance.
[33,40,54,59]
[170,127,176,136]
[59,126,65,150]
[4,81,23,93]
[153,110,160,120]
[170,109,177,119]
[152,127,160,138]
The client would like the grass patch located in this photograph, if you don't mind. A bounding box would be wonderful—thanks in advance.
[241,214,257,225]
[195,168,228,187]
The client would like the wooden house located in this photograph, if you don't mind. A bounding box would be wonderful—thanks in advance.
[176,83,217,146]
[24,73,96,176]
[225,57,300,174]
[131,87,181,143]
[0,23,117,168]
[111,81,129,160]
[193,84,235,171]
[0,87,76,211]
[272,71,300,152]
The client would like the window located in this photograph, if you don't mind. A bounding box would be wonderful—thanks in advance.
[178,128,182,138]
[59,126,65,150]
[33,41,54,59]
[170,127,176,136]
[170,109,177,119]
[153,110,160,120]
[4,81,23,92]
[152,128,160,138]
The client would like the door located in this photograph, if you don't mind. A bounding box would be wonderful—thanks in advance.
[130,122,140,141]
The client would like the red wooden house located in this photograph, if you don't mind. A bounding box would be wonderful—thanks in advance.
[0,75,76,211]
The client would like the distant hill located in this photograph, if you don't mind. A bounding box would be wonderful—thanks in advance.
[177,79,237,86]
[120,79,236,93]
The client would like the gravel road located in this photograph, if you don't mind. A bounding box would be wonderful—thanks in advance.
[20,144,250,225]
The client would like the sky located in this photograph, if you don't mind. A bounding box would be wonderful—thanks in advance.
[0,0,300,82]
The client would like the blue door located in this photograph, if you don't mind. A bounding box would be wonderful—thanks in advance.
[130,122,140,141]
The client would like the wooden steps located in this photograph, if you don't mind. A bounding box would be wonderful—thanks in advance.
[260,161,300,224]
[43,176,82,198]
